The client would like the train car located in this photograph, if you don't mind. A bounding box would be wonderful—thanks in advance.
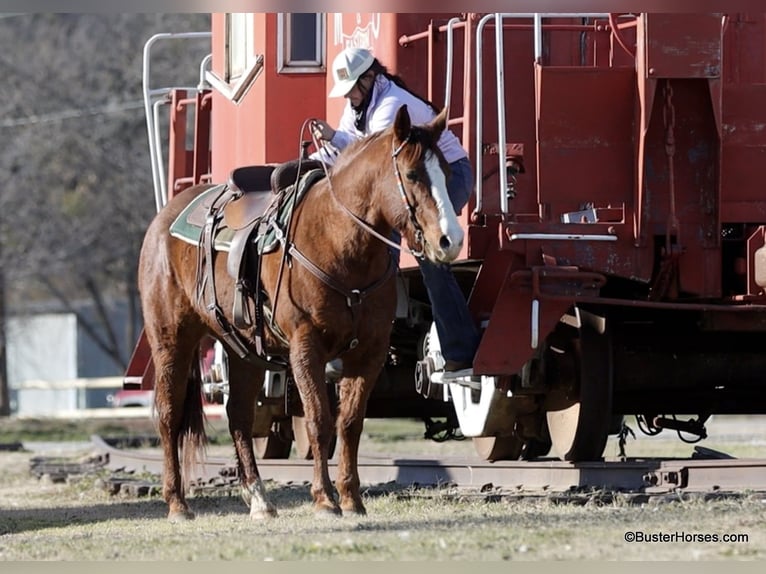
[127,12,766,462]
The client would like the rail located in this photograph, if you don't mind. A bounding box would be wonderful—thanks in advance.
[142,32,212,212]
[90,435,766,494]
[474,13,611,215]
[400,13,622,217]
[399,17,467,138]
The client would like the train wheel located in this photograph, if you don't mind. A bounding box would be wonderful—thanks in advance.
[472,436,523,461]
[291,416,337,460]
[520,436,552,460]
[253,419,293,459]
[545,312,612,461]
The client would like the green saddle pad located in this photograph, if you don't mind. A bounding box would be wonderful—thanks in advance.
[169,184,236,251]
[168,169,325,253]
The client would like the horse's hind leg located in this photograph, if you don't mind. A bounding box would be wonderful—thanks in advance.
[149,329,205,522]
[225,354,277,519]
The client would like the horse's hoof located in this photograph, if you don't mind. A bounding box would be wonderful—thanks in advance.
[168,509,195,522]
[249,504,278,520]
[341,506,367,518]
[315,505,342,519]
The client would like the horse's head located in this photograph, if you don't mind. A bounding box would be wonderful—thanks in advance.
[388,105,464,264]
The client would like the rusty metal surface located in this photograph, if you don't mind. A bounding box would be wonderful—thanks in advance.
[644,14,722,78]
[644,459,766,493]
[91,435,766,495]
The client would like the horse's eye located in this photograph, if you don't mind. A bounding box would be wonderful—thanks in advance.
[406,170,418,182]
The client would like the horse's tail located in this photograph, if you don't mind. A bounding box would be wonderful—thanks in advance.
[179,349,208,491]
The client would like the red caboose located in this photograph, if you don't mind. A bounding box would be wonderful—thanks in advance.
[130,13,766,461]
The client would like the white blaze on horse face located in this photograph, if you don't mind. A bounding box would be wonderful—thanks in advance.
[424,151,464,261]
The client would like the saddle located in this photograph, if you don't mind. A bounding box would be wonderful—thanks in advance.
[168,161,326,365]
[223,165,277,229]
[224,160,325,278]
[170,161,325,255]
[223,159,325,229]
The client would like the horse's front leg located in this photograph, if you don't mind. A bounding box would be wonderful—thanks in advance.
[334,352,385,516]
[289,329,340,516]
[226,355,277,520]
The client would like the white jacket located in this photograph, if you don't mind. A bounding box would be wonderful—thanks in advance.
[311,75,468,166]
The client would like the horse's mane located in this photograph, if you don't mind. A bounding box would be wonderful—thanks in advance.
[330,121,443,178]
[330,129,389,173]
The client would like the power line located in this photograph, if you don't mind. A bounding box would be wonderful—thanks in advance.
[0,100,144,128]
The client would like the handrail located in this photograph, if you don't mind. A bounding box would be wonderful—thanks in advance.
[473,14,611,217]
[198,54,213,90]
[142,32,212,212]
[151,99,165,210]
[443,17,461,113]
[494,14,509,213]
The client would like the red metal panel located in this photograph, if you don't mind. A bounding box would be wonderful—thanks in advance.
[721,14,766,84]
[634,74,721,297]
[535,66,635,217]
[720,149,766,222]
[645,14,722,79]
[466,241,517,323]
[473,276,571,376]
[721,84,766,148]
[721,84,766,219]
[123,330,152,390]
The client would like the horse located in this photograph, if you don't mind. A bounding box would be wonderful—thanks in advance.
[137,104,464,521]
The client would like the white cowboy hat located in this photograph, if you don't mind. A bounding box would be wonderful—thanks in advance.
[329,47,375,98]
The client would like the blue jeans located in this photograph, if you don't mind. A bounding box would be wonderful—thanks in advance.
[394,157,480,364]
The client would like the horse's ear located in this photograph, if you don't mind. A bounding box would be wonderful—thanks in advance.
[430,107,448,135]
[394,104,411,142]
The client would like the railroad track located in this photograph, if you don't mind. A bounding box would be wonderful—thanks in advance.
[85,435,766,496]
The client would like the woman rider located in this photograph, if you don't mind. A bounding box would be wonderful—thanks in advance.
[310,47,480,377]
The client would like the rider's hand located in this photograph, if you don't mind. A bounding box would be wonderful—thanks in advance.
[311,119,336,142]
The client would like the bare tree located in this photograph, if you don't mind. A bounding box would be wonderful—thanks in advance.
[0,14,210,404]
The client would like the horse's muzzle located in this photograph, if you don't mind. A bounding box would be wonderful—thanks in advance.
[430,230,463,263]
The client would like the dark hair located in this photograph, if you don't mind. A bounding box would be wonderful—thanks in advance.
[367,59,440,112]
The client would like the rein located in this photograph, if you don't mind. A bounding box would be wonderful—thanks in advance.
[313,131,426,259]
[390,135,427,257]
[268,120,402,353]
[287,243,396,351]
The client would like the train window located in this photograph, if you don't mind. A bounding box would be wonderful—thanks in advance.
[225,13,255,82]
[277,13,326,73]
[208,13,264,103]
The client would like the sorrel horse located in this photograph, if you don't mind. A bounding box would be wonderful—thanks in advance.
[138,105,463,521]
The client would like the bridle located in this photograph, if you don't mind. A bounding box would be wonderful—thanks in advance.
[316,129,427,259]
[390,134,427,257]
[269,121,433,353]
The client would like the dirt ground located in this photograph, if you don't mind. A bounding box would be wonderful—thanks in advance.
[0,415,765,560]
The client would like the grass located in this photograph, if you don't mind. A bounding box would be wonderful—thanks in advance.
[0,414,765,560]
[2,413,765,459]
[0,455,764,560]
[0,416,159,443]
[0,415,234,445]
